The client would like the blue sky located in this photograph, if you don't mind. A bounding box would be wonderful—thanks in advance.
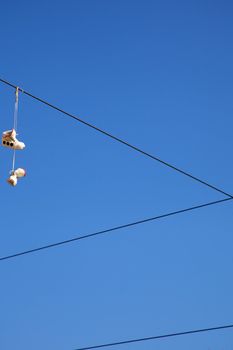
[1,0,233,349]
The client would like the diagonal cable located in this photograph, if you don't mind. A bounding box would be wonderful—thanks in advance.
[74,324,233,350]
[0,77,232,198]
[0,197,232,262]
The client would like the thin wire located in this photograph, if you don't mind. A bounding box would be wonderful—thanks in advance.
[12,87,19,172]
[12,149,16,172]
[13,87,19,131]
[74,324,233,350]
[0,197,232,262]
[0,78,232,199]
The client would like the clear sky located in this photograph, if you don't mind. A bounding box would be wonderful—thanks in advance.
[1,0,233,349]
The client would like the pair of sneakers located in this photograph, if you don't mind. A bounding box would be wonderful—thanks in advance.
[7,168,26,186]
[2,129,25,150]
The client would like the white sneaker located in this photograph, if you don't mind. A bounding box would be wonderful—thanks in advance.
[7,168,26,187]
[7,174,18,186]
[14,168,26,178]
[2,129,25,150]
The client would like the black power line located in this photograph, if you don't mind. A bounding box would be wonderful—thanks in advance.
[74,324,233,350]
[1,197,231,262]
[0,77,232,199]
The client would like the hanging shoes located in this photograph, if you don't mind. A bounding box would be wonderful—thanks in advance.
[7,168,26,187]
[3,88,27,187]
[2,129,25,150]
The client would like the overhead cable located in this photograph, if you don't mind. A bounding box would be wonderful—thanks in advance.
[74,323,233,350]
[0,197,232,262]
[0,78,232,198]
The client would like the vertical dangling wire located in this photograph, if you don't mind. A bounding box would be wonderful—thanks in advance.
[13,87,19,131]
[12,148,16,173]
[12,87,19,172]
